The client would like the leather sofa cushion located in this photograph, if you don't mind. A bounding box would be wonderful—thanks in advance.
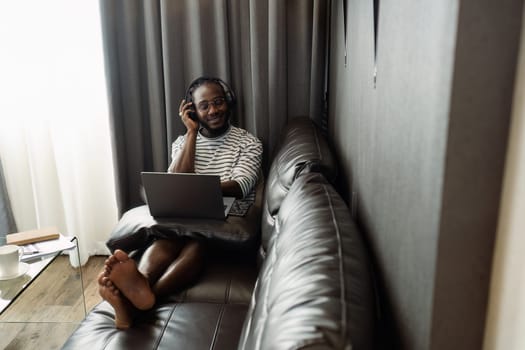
[61,256,258,350]
[239,173,375,350]
[62,301,249,350]
[168,253,258,305]
[261,117,337,258]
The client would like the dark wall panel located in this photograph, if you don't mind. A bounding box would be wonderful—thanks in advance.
[328,0,522,349]
[430,1,523,349]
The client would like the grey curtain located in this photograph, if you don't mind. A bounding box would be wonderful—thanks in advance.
[99,0,329,214]
[0,158,17,244]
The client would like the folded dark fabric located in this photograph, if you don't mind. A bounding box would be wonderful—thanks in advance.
[106,182,263,254]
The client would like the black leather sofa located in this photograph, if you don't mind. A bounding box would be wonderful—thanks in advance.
[62,117,377,350]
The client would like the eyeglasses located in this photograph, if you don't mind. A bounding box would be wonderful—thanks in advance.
[196,97,226,112]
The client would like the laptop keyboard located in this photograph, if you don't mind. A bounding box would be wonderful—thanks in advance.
[228,200,253,217]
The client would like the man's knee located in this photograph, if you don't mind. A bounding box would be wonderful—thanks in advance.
[150,237,185,259]
[183,239,206,260]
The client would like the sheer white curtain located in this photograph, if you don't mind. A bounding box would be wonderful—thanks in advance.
[0,1,118,265]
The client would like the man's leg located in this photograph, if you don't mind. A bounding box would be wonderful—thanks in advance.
[106,237,205,308]
[149,239,206,297]
[105,238,186,309]
[137,237,187,285]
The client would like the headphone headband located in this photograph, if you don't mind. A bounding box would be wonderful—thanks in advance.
[185,76,236,107]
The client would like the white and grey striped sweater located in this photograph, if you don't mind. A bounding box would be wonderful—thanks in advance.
[168,125,263,200]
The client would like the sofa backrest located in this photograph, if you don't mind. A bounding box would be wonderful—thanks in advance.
[260,117,337,258]
[239,172,376,350]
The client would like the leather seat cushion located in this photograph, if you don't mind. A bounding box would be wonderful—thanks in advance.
[62,256,257,350]
[62,301,249,350]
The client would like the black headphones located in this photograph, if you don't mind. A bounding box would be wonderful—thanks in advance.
[184,76,236,108]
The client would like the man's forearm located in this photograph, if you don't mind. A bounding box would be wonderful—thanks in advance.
[169,131,197,173]
[221,180,243,199]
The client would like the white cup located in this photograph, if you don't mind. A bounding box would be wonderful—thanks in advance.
[0,244,23,278]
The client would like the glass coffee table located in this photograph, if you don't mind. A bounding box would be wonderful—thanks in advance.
[0,236,86,320]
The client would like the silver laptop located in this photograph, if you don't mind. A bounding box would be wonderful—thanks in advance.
[141,172,235,220]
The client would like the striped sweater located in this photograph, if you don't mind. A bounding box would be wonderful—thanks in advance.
[168,125,263,199]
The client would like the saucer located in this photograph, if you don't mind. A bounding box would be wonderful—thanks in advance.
[0,262,30,281]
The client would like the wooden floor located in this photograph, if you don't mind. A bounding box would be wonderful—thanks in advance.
[0,255,107,350]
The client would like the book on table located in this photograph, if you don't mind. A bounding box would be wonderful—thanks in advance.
[6,227,76,262]
[6,227,60,245]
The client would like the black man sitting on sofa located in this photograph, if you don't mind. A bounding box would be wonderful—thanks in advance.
[98,76,263,329]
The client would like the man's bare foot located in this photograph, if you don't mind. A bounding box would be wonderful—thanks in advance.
[103,254,120,276]
[98,271,134,329]
[106,249,156,310]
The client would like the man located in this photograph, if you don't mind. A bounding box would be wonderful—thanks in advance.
[98,77,263,329]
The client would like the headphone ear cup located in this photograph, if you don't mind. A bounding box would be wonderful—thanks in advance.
[217,79,236,107]
[225,90,236,107]
[185,84,194,103]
